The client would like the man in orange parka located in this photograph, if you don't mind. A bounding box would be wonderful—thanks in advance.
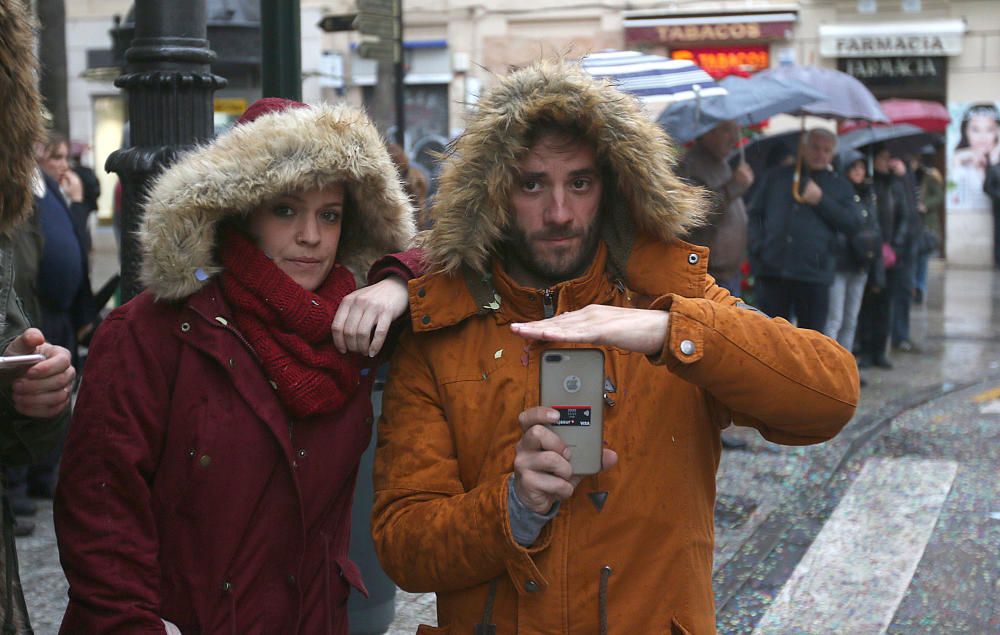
[372,61,860,634]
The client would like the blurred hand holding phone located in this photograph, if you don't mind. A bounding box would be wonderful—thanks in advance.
[0,354,46,375]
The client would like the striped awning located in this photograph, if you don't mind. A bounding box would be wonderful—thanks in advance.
[580,50,728,107]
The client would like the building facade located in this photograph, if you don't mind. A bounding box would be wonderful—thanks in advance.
[66,0,1000,263]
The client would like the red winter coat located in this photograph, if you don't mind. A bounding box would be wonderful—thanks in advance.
[55,283,375,634]
[54,101,419,635]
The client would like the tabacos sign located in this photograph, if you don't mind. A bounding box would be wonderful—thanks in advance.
[659,23,761,42]
[626,20,792,46]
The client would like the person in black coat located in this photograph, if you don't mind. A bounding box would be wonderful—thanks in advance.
[6,134,96,502]
[825,153,883,353]
[748,128,862,331]
[856,145,910,368]
[984,157,1000,268]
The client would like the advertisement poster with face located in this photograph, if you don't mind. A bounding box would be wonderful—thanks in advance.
[947,102,1000,211]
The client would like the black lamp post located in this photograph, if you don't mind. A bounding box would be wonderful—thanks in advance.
[106,0,226,301]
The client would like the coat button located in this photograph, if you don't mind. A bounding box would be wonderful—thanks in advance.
[221,581,233,592]
[286,574,297,586]
[199,454,212,467]
[187,449,196,458]
[524,579,539,593]
[679,340,696,356]
[297,448,307,458]
[417,288,426,298]
[180,322,191,332]
[228,358,235,369]
[687,253,699,265]
[421,315,431,325]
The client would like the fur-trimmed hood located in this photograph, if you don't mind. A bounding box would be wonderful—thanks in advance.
[425,60,707,276]
[141,102,415,300]
[0,0,45,236]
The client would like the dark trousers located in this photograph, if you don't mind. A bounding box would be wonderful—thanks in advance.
[858,285,892,362]
[889,248,916,346]
[755,276,830,332]
[994,203,1000,267]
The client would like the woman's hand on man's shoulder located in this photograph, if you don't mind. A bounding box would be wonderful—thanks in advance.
[331,276,409,357]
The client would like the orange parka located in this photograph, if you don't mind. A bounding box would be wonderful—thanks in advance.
[372,61,859,634]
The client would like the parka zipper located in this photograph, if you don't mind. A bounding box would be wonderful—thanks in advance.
[541,289,555,319]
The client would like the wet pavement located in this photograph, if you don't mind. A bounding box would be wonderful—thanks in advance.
[15,230,1000,633]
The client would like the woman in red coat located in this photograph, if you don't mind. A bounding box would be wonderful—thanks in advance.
[54,98,418,634]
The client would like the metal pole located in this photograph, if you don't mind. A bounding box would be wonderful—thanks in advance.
[260,0,301,100]
[394,3,405,146]
[106,0,226,302]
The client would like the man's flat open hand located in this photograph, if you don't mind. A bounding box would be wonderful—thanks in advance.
[510,305,669,356]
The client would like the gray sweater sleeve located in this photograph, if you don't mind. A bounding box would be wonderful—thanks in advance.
[507,477,560,547]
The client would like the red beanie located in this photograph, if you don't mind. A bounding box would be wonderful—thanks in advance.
[237,97,309,126]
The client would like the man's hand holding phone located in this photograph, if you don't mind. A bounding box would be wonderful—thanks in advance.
[513,406,618,514]
[3,328,75,419]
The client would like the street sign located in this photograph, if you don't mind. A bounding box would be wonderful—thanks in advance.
[357,39,399,63]
[356,14,398,40]
[358,0,398,17]
[318,14,357,32]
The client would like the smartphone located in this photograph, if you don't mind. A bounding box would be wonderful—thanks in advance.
[539,348,605,475]
[0,354,45,373]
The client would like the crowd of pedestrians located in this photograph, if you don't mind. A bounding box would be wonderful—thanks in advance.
[680,119,946,385]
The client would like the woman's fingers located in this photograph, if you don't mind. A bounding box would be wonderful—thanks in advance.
[368,312,392,358]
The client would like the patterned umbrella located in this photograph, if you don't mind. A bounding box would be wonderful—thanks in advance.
[580,50,727,117]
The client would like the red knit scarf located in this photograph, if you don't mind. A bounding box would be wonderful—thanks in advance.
[218,229,363,419]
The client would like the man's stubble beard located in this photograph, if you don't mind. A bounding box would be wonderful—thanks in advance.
[504,215,602,288]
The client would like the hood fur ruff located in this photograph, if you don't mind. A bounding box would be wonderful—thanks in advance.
[426,59,707,276]
[0,0,45,236]
[140,102,415,300]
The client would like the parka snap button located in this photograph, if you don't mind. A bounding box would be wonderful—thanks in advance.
[180,322,191,332]
[297,448,307,458]
[421,315,430,325]
[187,449,196,458]
[286,575,297,586]
[199,454,212,467]
[687,253,699,265]
[417,288,426,298]
[228,358,235,369]
[680,340,696,356]
[221,581,233,592]
[524,579,539,593]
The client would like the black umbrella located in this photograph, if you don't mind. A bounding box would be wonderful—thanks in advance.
[838,124,941,157]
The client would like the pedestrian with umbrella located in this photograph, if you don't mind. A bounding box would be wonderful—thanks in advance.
[825,150,883,374]
[747,128,862,332]
[856,144,914,368]
[754,66,888,205]
[677,120,754,297]
[913,145,944,302]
